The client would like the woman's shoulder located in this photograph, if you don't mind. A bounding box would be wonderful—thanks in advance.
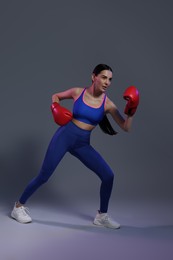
[105,96,117,112]
[73,87,85,93]
[71,87,85,99]
[105,96,114,105]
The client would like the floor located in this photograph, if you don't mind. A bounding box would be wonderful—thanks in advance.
[1,198,173,260]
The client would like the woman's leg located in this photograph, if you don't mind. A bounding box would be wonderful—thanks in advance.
[70,144,120,229]
[70,144,114,213]
[19,127,70,204]
[11,124,75,223]
[11,126,70,223]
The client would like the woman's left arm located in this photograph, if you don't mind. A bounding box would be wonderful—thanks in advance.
[106,99,133,132]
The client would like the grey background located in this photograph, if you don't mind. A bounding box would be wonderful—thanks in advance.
[1,0,172,204]
[0,1,173,259]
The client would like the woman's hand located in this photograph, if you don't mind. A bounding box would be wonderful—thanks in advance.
[51,103,73,126]
[123,86,139,116]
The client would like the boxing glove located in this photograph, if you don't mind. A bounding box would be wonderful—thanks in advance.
[123,86,139,116]
[51,102,72,126]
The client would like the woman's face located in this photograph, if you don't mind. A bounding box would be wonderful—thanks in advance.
[92,70,113,93]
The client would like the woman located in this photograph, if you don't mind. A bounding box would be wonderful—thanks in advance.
[11,64,139,229]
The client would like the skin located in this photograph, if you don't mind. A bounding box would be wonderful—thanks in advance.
[16,69,132,208]
[52,69,133,132]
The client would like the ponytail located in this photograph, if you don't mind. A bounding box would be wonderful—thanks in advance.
[99,115,118,135]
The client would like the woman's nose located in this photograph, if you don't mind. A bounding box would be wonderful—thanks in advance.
[104,79,108,85]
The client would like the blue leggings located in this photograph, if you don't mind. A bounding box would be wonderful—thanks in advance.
[19,121,115,213]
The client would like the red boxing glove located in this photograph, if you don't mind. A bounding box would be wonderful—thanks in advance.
[51,102,73,126]
[123,86,139,116]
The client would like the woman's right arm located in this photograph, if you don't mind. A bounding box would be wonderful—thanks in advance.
[52,88,82,103]
[105,98,133,132]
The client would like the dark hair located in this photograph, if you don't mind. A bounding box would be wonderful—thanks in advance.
[92,64,113,75]
[99,115,118,135]
[93,64,117,136]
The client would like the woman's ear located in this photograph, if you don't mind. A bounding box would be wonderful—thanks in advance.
[91,73,95,82]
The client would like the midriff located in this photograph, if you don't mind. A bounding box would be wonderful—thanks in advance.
[72,118,95,131]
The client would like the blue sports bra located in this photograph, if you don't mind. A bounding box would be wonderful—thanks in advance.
[73,88,106,126]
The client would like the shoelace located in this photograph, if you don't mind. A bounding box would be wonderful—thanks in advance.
[102,214,111,222]
[19,206,30,216]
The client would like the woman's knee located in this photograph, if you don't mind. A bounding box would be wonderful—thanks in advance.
[101,171,114,184]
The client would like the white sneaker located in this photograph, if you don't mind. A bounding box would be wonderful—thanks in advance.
[11,203,32,224]
[93,211,120,229]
